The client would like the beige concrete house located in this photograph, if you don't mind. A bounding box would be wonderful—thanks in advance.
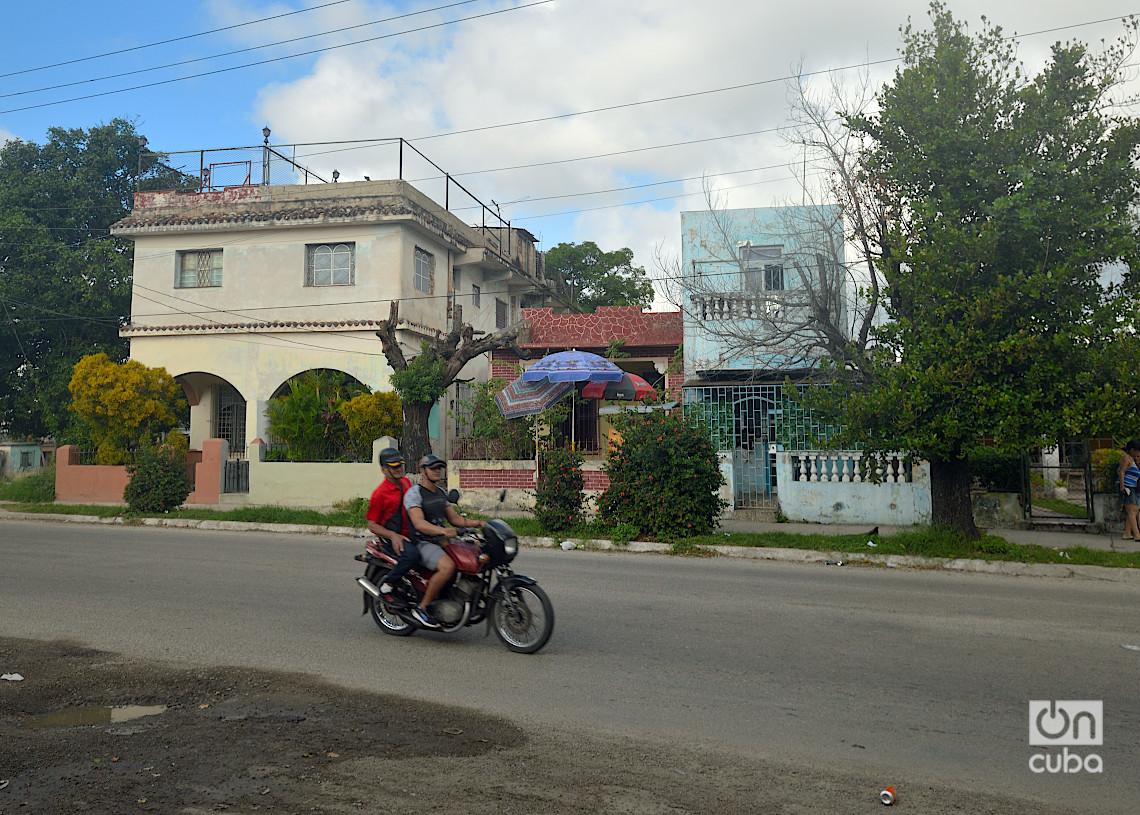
[111,177,571,467]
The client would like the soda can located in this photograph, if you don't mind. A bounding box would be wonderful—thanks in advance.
[879,786,896,806]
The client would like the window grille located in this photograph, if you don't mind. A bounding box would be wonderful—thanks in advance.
[495,298,508,328]
[472,284,481,308]
[306,243,355,286]
[214,383,247,457]
[177,250,222,288]
[414,248,434,293]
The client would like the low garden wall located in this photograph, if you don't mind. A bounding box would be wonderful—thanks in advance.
[56,441,228,505]
[450,459,610,513]
[776,450,932,525]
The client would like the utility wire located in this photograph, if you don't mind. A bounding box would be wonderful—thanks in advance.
[0,1,553,116]
[0,0,487,101]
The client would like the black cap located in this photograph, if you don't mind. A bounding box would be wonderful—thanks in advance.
[418,454,446,469]
[379,448,404,466]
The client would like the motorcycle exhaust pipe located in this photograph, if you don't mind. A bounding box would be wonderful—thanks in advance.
[356,577,381,598]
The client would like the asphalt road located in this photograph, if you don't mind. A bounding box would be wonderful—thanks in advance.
[2,519,1138,812]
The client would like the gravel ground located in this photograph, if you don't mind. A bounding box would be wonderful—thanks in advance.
[0,636,1080,815]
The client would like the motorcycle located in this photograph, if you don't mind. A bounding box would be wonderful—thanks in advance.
[354,489,554,654]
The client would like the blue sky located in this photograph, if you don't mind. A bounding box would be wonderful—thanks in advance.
[3,0,1137,302]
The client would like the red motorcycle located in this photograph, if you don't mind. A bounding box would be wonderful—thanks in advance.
[354,494,554,654]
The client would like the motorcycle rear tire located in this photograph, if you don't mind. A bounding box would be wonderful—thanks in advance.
[492,583,554,654]
[367,594,415,637]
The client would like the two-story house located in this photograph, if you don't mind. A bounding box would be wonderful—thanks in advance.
[112,171,571,472]
[679,204,847,513]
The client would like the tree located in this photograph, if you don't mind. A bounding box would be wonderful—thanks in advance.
[68,353,186,465]
[0,119,194,440]
[815,4,1140,536]
[340,391,403,458]
[264,370,368,461]
[375,302,529,464]
[544,242,654,313]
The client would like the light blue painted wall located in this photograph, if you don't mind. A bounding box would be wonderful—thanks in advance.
[680,204,844,378]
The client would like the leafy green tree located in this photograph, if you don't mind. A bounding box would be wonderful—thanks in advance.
[376,302,530,464]
[544,242,655,313]
[535,447,585,532]
[264,370,368,461]
[814,4,1140,536]
[0,119,194,440]
[68,353,186,465]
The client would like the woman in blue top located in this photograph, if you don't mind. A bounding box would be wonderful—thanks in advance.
[1119,440,1140,541]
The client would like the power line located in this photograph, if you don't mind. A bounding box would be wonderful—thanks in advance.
[0,0,358,80]
[0,0,487,101]
[0,0,553,116]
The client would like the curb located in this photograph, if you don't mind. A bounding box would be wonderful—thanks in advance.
[4,509,1139,582]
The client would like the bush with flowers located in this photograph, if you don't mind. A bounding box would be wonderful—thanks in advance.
[598,409,726,538]
[534,446,585,532]
[124,433,192,513]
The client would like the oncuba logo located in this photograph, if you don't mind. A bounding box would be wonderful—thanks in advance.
[1029,701,1103,774]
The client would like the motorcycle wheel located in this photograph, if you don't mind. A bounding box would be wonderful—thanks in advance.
[492,584,554,654]
[367,595,415,637]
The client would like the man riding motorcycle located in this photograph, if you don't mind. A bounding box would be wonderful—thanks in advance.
[403,454,485,628]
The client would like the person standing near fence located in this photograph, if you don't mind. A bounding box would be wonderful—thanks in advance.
[1119,440,1140,541]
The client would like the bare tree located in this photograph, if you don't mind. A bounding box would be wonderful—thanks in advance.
[375,301,530,464]
[658,64,887,382]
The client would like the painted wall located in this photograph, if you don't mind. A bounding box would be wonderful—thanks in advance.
[775,450,932,525]
[680,204,845,378]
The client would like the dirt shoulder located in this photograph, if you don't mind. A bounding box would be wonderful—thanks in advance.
[0,637,1079,815]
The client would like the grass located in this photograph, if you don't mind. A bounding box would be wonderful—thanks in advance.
[1032,497,1088,518]
[4,500,1138,569]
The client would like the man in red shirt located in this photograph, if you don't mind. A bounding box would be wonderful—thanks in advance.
[365,447,414,604]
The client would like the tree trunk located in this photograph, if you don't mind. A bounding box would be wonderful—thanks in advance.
[401,401,434,465]
[929,457,979,539]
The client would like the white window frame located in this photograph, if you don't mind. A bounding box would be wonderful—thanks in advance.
[471,284,481,309]
[306,243,355,286]
[414,247,434,293]
[739,244,784,293]
[176,250,223,288]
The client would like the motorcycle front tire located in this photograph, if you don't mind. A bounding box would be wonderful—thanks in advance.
[492,583,554,654]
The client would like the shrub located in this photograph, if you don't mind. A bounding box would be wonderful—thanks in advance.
[339,391,403,457]
[265,370,368,461]
[124,436,192,513]
[0,463,56,503]
[1092,447,1122,493]
[598,410,726,538]
[534,447,585,532]
[969,449,1022,492]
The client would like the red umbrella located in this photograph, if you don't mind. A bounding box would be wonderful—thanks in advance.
[581,372,657,401]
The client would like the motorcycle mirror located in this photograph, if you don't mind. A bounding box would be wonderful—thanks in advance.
[498,488,507,504]
[447,488,461,504]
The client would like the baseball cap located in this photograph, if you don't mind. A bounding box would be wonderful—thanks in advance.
[379,448,405,466]
[418,454,446,469]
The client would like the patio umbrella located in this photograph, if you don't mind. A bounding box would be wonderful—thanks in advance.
[495,377,574,419]
[580,372,657,402]
[519,350,625,383]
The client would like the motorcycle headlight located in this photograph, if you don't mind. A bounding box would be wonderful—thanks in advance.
[503,535,518,558]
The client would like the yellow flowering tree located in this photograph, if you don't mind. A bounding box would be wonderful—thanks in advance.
[339,391,404,458]
[68,353,186,464]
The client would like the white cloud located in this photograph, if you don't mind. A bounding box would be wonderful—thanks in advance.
[207,0,1139,302]
[0,126,17,146]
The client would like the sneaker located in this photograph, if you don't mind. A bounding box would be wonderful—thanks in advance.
[411,607,440,629]
[378,582,396,600]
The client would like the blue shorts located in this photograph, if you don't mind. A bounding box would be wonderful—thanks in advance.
[1125,490,1140,508]
[418,541,446,569]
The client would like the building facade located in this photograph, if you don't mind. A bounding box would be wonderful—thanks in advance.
[679,204,847,512]
[112,177,570,470]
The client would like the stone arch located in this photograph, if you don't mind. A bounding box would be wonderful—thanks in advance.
[173,371,249,455]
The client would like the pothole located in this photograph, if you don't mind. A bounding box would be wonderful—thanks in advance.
[22,705,167,729]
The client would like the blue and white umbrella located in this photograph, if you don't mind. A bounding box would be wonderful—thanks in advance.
[519,350,625,383]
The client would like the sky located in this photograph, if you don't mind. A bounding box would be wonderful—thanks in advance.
[2,0,1138,307]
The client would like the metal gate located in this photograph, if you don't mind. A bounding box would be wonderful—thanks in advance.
[1021,441,1094,522]
[683,383,829,509]
[223,459,249,494]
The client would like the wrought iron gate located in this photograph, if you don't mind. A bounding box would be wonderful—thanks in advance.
[1020,441,1094,522]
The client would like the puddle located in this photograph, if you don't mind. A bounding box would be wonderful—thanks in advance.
[22,705,167,729]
